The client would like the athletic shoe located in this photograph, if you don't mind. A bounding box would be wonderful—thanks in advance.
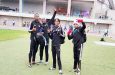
[28,64,32,68]
[74,69,77,72]
[49,67,56,70]
[59,70,63,74]
[77,71,80,75]
[76,68,80,73]
[38,60,43,63]
[74,68,80,73]
[32,61,36,65]
[44,62,48,65]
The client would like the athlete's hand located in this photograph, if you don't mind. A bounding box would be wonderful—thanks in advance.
[32,28,36,31]
[47,29,51,33]
[67,29,72,35]
[54,9,57,12]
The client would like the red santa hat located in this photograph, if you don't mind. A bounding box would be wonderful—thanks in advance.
[73,19,80,25]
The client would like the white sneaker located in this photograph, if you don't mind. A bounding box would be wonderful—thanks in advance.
[77,71,80,75]
[45,62,48,65]
[77,68,80,73]
[74,69,77,72]
[49,67,56,70]
[59,70,63,74]
[36,60,43,65]
[38,60,43,63]
[28,64,32,68]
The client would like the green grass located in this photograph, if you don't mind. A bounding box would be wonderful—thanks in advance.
[81,36,115,75]
[0,29,28,41]
[0,30,115,75]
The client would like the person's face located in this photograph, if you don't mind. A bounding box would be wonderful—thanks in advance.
[34,15,40,22]
[42,18,46,23]
[74,23,79,29]
[54,19,60,27]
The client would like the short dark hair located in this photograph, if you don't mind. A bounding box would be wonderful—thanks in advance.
[34,13,39,17]
[54,18,60,23]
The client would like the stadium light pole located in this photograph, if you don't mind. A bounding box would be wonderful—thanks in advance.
[19,0,24,13]
[43,0,47,15]
[67,0,71,17]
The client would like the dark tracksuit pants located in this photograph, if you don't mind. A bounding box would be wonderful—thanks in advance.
[30,41,45,62]
[29,36,45,63]
[73,44,81,69]
[39,35,49,62]
[29,37,37,63]
[36,36,45,61]
[39,44,49,62]
[44,44,49,62]
[45,37,49,62]
[33,42,44,62]
[79,44,84,69]
[52,45,62,70]
[39,44,45,61]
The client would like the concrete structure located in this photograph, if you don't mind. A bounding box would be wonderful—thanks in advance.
[0,0,115,38]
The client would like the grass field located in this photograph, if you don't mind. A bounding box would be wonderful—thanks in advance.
[0,29,28,41]
[0,29,115,75]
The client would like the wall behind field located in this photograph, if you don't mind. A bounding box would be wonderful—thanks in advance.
[0,16,22,26]
[107,10,115,38]
[0,15,112,37]
[0,16,33,27]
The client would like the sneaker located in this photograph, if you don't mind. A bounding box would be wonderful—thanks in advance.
[28,64,32,68]
[77,71,80,75]
[49,67,56,70]
[59,70,63,74]
[38,60,43,63]
[74,69,77,72]
[76,68,80,73]
[44,62,48,65]
[32,61,36,65]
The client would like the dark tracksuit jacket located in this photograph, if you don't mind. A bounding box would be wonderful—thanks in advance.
[48,25,64,70]
[43,23,49,45]
[68,22,86,69]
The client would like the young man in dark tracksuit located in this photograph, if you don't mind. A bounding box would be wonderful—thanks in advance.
[38,10,57,64]
[48,18,64,74]
[68,19,86,73]
[28,14,45,67]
